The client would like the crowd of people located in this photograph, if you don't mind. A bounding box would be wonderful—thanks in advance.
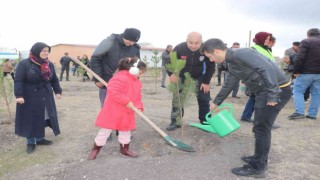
[9,27,320,178]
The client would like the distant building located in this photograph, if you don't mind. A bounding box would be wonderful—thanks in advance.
[0,52,19,60]
[49,43,165,67]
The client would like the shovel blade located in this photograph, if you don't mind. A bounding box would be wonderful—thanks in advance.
[164,136,196,152]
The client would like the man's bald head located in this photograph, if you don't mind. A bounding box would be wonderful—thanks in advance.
[186,31,203,52]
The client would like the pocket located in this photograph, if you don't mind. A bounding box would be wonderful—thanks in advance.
[245,72,265,93]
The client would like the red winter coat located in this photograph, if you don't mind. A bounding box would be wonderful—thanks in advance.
[95,70,144,131]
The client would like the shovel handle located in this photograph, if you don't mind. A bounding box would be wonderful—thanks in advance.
[72,58,108,87]
[76,61,169,138]
[131,106,168,138]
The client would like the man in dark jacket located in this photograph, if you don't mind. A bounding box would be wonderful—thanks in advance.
[201,38,291,178]
[59,52,73,81]
[90,28,141,106]
[166,32,215,131]
[288,28,320,120]
[160,45,172,88]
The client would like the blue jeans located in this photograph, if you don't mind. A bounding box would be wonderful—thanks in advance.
[27,137,44,144]
[241,94,255,120]
[293,74,320,117]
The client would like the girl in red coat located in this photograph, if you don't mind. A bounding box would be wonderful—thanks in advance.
[89,57,146,160]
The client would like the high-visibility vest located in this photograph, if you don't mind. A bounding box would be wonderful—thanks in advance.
[252,44,275,62]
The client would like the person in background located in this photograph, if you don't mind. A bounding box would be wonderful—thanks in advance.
[166,31,215,131]
[160,45,173,88]
[90,28,141,107]
[288,28,320,120]
[240,32,277,125]
[283,42,300,81]
[3,58,15,79]
[88,57,146,160]
[90,28,141,140]
[268,36,276,50]
[14,42,62,154]
[80,54,90,81]
[201,38,291,178]
[72,56,81,76]
[59,52,73,81]
[227,42,241,98]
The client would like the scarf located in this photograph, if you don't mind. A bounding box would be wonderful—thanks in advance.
[30,54,51,81]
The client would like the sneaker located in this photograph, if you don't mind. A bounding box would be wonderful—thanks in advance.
[232,95,241,99]
[241,156,268,170]
[240,118,253,123]
[306,115,316,120]
[160,85,166,88]
[288,113,305,120]
[166,124,181,131]
[36,139,53,145]
[26,144,36,154]
[231,164,266,178]
[216,83,221,86]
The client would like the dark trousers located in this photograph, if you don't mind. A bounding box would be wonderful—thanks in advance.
[224,72,240,97]
[249,86,291,170]
[170,79,211,124]
[60,66,70,80]
[231,79,240,97]
[304,86,310,101]
[241,94,255,120]
[217,69,222,84]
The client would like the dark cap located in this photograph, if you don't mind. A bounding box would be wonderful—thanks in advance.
[123,28,141,42]
[293,41,300,46]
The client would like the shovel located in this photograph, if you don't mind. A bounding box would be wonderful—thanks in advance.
[73,58,195,152]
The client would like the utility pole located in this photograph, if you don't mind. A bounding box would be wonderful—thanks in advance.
[248,30,252,47]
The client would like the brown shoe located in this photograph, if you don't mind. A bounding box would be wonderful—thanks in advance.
[120,144,138,157]
[88,143,102,160]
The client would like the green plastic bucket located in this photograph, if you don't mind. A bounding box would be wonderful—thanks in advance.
[205,103,240,137]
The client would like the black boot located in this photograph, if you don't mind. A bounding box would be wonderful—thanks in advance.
[88,143,102,160]
[241,155,269,171]
[232,164,266,178]
[166,119,181,131]
[36,139,53,145]
[26,144,36,154]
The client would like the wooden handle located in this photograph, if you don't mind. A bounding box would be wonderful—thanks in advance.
[72,58,108,87]
[131,106,168,138]
[77,58,168,138]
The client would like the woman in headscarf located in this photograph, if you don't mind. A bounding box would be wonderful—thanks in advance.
[14,42,62,154]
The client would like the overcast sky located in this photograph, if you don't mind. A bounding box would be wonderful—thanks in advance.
[0,0,318,57]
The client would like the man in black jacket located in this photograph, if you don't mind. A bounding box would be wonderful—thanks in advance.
[288,28,320,120]
[60,52,73,81]
[166,32,215,131]
[90,28,141,106]
[160,45,172,88]
[201,38,291,178]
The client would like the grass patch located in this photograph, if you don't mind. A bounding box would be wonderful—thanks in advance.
[0,147,57,177]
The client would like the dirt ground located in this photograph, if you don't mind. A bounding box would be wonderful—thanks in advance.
[0,72,320,180]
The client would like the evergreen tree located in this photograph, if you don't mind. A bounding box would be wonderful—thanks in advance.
[166,52,197,125]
